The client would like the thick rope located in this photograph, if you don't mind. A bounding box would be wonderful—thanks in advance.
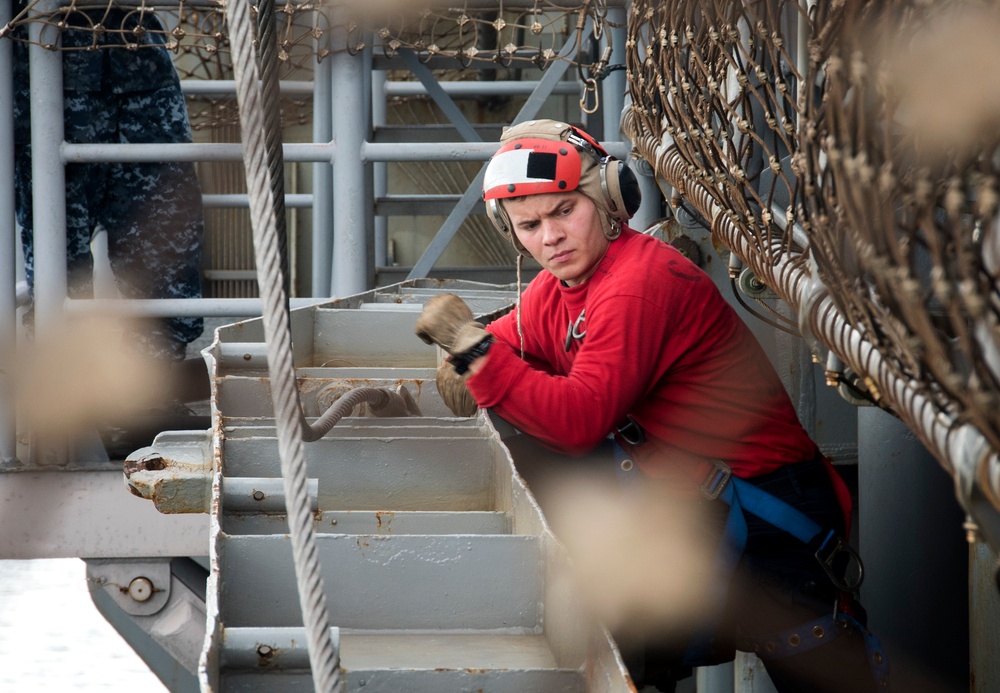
[223,0,342,689]
[305,387,400,441]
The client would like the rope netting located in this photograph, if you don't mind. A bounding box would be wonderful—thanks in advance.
[2,0,616,129]
[623,0,1000,473]
[2,0,615,267]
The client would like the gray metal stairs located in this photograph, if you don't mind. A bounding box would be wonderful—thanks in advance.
[189,280,633,692]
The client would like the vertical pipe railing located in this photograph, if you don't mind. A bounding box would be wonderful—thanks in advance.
[28,0,68,466]
[604,4,659,231]
[0,0,17,463]
[329,14,368,297]
[28,0,66,333]
[371,68,388,269]
[311,46,334,297]
[361,40,375,290]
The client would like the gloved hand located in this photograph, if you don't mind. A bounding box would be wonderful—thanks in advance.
[436,361,478,417]
[415,293,488,356]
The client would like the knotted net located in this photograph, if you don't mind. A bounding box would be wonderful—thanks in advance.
[623,1,1000,500]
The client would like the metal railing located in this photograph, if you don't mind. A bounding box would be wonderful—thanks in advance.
[0,0,651,465]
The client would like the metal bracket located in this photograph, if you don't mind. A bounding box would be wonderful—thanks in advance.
[87,558,172,617]
[124,431,214,514]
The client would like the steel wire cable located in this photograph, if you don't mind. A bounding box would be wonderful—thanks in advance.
[728,277,800,337]
[256,0,291,300]
[222,0,342,688]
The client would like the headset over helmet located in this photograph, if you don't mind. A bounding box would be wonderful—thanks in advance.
[482,119,642,256]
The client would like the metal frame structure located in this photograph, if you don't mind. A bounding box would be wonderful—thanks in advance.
[0,0,655,465]
[0,3,650,687]
[0,0,15,464]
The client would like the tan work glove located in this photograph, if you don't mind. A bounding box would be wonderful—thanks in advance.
[415,293,488,356]
[436,361,478,417]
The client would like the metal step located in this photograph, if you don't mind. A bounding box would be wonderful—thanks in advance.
[222,630,583,693]
[217,373,453,419]
[223,670,583,693]
[224,509,510,536]
[189,281,633,691]
[221,417,485,439]
[221,435,503,511]
[218,534,543,629]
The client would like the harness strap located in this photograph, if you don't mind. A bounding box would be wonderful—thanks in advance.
[717,472,821,543]
[713,465,864,594]
[611,432,885,683]
[739,611,891,689]
[743,612,844,659]
[683,462,868,670]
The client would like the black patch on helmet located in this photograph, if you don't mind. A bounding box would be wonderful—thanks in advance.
[526,152,558,180]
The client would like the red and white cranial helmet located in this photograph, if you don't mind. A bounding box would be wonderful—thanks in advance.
[483,137,584,201]
[482,119,640,256]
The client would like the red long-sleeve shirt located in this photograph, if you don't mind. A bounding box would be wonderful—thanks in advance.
[467,227,819,481]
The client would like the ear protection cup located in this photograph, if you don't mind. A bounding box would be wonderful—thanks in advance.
[599,157,643,221]
[485,197,508,238]
[485,198,504,234]
[484,197,532,257]
[567,126,641,223]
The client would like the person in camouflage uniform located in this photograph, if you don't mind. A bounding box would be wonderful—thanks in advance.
[12,5,204,363]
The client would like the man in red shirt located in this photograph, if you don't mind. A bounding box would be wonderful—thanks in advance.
[416,119,886,692]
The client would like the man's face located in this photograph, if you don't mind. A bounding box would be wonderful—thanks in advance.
[507,191,609,287]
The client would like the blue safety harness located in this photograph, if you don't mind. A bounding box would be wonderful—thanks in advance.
[611,440,890,687]
[699,460,865,596]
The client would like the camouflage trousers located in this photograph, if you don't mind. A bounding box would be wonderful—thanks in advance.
[14,81,205,362]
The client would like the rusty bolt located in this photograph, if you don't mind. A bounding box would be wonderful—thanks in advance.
[257,645,273,658]
[128,577,154,602]
[124,453,166,479]
[252,489,266,501]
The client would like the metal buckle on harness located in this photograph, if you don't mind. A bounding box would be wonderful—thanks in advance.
[615,414,645,446]
[699,460,732,501]
[814,530,865,593]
